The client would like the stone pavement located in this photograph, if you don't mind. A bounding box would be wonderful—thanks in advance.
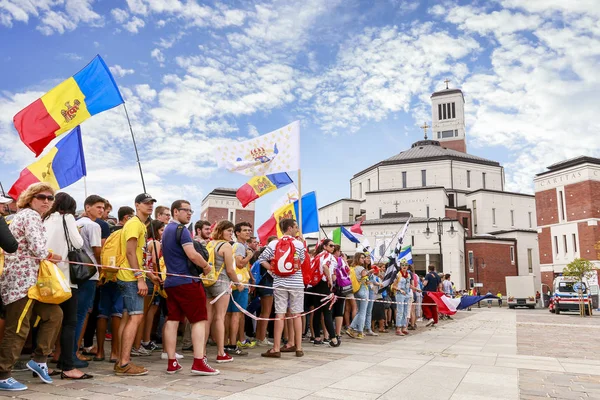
[3,307,600,399]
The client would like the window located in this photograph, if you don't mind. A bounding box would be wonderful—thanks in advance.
[379,208,382,219]
[563,235,568,254]
[421,170,427,187]
[510,210,514,227]
[367,179,371,192]
[482,172,486,189]
[349,207,354,222]
[527,249,533,273]
[437,132,441,139]
[467,170,471,188]
[443,103,447,119]
[336,216,338,223]
[359,182,362,198]
[573,234,578,253]
[448,194,455,207]
[510,246,515,264]
[528,212,532,228]
[554,236,559,254]
[402,171,407,188]
[438,104,442,120]
[469,278,475,289]
[411,235,415,246]
[441,130,454,138]
[472,200,478,234]
[492,208,496,225]
[454,129,458,137]
[559,190,565,221]
[462,217,469,232]
[426,205,430,218]
[452,102,456,118]
[468,251,474,272]
[229,211,234,222]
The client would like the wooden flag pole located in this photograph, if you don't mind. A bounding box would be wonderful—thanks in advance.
[123,103,147,193]
[297,169,303,235]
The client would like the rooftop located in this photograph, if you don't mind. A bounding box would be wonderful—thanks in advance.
[354,139,499,178]
[430,88,464,99]
[318,197,363,210]
[536,156,600,176]
[201,187,238,203]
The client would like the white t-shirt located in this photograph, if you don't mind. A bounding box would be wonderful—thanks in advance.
[76,217,101,280]
[44,212,84,289]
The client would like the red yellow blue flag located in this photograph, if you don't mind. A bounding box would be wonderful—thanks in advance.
[236,172,293,208]
[257,191,319,244]
[14,55,123,156]
[8,126,87,200]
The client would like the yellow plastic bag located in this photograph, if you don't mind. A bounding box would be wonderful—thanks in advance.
[28,260,72,304]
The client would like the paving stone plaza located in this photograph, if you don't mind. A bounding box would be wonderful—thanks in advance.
[2,307,599,400]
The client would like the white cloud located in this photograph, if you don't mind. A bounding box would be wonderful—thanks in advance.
[135,84,157,101]
[109,65,135,77]
[248,124,259,137]
[151,48,165,64]
[123,15,144,33]
[111,8,128,23]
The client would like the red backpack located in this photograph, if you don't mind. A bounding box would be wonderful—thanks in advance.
[305,251,327,286]
[271,236,297,277]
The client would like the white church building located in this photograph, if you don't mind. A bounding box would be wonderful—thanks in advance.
[319,84,541,293]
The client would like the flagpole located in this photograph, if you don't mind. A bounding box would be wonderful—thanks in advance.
[122,103,147,193]
[297,169,303,234]
[83,176,88,199]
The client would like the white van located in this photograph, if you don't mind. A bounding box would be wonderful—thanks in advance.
[553,277,592,315]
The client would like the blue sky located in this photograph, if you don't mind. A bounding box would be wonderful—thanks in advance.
[1,0,599,227]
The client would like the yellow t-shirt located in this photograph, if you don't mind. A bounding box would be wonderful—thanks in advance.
[117,217,147,282]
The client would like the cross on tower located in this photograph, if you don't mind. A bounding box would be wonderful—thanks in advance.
[444,79,450,89]
[393,200,400,213]
[420,122,430,139]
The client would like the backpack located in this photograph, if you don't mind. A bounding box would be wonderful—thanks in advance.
[306,252,326,286]
[176,225,209,277]
[334,260,353,297]
[349,266,361,293]
[270,236,298,277]
[250,260,263,285]
[301,248,312,285]
[202,240,227,287]
[99,230,125,283]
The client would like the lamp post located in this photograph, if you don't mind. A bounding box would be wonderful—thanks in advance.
[424,217,457,271]
[475,256,486,308]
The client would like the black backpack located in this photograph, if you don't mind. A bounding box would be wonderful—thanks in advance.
[176,225,209,276]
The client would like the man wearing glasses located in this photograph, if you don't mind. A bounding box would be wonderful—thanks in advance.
[160,200,218,375]
[155,206,171,224]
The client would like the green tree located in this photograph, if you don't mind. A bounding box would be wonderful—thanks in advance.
[562,258,595,317]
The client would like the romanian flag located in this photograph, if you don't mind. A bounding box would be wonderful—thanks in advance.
[14,55,124,156]
[8,127,87,200]
[257,191,319,244]
[236,173,293,208]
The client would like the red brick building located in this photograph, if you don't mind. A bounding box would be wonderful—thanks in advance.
[534,156,600,291]
[465,237,519,294]
[200,188,255,228]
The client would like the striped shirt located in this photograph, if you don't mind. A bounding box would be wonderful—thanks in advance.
[259,236,305,289]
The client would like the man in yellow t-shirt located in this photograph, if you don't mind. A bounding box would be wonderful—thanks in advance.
[115,193,159,377]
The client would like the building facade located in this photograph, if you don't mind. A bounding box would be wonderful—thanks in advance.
[200,188,255,227]
[534,157,600,291]
[319,84,540,293]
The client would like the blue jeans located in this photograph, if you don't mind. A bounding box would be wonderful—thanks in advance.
[74,280,97,355]
[395,293,409,328]
[364,289,375,332]
[117,280,145,315]
[350,286,368,333]
[97,281,123,319]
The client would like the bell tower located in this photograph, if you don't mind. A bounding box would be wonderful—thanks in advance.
[430,80,467,153]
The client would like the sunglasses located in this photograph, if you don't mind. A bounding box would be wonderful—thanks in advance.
[178,208,194,214]
[33,194,54,201]
[326,244,335,248]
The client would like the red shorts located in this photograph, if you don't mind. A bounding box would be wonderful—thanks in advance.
[165,282,208,323]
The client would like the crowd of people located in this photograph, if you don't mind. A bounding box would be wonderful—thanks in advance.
[0,182,451,391]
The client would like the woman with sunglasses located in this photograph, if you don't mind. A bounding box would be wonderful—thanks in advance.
[308,239,339,347]
[0,183,64,391]
[43,192,92,380]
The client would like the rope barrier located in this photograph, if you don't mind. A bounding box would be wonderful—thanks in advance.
[19,255,457,311]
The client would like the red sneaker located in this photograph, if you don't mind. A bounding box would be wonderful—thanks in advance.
[105,333,112,341]
[166,359,182,374]
[216,353,233,363]
[191,357,220,376]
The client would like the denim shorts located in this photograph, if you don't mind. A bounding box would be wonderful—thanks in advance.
[227,288,249,313]
[117,280,144,315]
[98,281,123,318]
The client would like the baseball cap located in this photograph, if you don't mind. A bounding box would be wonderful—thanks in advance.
[135,193,157,204]
[0,195,13,204]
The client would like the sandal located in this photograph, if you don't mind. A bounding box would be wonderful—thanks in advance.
[260,348,281,358]
[379,329,389,333]
[93,357,105,362]
[61,372,94,380]
[109,358,118,363]
[281,345,297,353]
[295,350,304,357]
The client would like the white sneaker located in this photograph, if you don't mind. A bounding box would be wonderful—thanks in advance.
[256,338,273,346]
[417,318,423,322]
[425,319,434,327]
[366,331,379,336]
[131,347,152,356]
[161,352,184,360]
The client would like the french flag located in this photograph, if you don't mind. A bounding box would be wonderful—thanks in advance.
[427,292,499,315]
